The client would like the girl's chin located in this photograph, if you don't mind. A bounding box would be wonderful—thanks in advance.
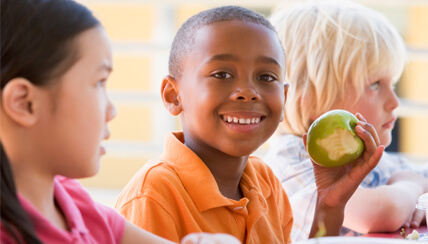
[380,135,392,148]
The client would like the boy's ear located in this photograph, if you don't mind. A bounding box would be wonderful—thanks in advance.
[161,75,182,116]
[281,83,290,122]
[2,78,38,127]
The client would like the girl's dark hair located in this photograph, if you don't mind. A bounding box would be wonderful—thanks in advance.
[1,0,100,89]
[1,0,100,242]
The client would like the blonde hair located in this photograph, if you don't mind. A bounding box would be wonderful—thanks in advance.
[271,0,407,136]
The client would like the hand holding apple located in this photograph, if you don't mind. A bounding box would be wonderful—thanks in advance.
[305,112,385,237]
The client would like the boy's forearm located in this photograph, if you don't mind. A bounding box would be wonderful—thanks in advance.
[309,201,345,238]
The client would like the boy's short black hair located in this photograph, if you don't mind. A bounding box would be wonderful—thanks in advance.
[169,5,277,78]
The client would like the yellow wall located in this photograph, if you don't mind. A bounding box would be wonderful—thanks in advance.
[78,1,428,190]
[401,6,428,157]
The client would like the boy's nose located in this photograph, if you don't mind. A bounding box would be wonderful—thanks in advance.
[231,87,261,102]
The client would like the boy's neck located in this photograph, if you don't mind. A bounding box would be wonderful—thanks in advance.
[207,156,247,201]
[184,140,248,201]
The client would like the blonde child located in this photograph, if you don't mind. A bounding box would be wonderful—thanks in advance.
[115,5,384,243]
[0,0,239,243]
[264,1,428,241]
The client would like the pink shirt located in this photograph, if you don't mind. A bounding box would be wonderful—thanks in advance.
[1,176,125,244]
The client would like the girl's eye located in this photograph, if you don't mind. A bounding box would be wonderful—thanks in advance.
[213,72,232,79]
[369,81,380,90]
[259,74,277,82]
[97,79,107,87]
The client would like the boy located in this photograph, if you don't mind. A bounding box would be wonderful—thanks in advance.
[264,1,428,241]
[115,5,383,243]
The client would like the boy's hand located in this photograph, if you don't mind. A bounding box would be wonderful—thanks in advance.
[307,113,384,237]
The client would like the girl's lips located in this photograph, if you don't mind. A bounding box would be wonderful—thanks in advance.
[100,145,106,155]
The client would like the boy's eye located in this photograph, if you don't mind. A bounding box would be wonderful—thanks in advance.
[258,74,277,82]
[212,72,232,79]
[369,81,380,90]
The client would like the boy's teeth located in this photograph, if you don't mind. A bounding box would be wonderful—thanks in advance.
[223,116,262,124]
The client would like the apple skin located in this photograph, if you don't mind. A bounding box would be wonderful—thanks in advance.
[307,109,364,167]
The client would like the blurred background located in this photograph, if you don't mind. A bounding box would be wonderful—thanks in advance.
[76,0,428,207]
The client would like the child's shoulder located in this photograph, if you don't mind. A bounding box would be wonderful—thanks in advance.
[122,160,180,191]
[116,159,185,204]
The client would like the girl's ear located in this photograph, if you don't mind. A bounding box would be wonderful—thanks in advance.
[2,78,38,127]
[161,75,182,116]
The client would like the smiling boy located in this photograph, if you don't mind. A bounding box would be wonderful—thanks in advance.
[115,6,384,243]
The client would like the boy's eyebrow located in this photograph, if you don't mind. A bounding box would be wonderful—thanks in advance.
[257,56,281,67]
[208,54,239,62]
[207,54,281,68]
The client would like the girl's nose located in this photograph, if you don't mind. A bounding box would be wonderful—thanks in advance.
[386,88,400,111]
[106,98,117,122]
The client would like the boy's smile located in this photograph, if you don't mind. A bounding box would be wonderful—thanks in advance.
[169,20,287,159]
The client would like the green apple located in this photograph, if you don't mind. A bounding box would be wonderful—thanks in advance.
[307,109,364,167]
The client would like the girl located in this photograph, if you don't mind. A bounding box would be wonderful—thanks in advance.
[264,0,428,241]
[0,0,238,243]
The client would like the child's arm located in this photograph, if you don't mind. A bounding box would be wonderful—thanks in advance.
[122,221,240,244]
[343,175,425,233]
[121,221,176,244]
[307,114,384,238]
[386,171,427,228]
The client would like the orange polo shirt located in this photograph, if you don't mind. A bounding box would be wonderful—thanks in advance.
[115,132,293,243]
